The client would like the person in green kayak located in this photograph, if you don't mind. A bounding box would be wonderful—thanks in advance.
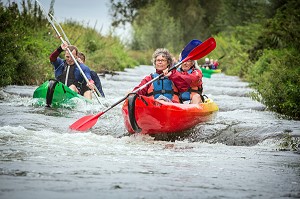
[49,41,95,99]
[201,57,209,69]
[77,52,105,98]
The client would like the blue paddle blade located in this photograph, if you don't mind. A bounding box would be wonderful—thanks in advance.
[180,39,202,61]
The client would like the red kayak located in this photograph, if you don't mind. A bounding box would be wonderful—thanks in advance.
[122,95,219,134]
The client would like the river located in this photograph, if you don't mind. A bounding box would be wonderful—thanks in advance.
[0,65,299,199]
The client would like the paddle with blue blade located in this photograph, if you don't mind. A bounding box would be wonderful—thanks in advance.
[179,39,215,78]
[180,39,202,61]
[69,37,216,132]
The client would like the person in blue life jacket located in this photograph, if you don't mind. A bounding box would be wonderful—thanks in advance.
[177,58,203,104]
[77,52,105,97]
[49,41,95,100]
[132,48,191,103]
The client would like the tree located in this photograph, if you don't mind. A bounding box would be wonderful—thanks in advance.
[131,0,183,52]
[213,0,268,32]
[109,0,152,27]
[110,0,271,51]
[167,0,207,42]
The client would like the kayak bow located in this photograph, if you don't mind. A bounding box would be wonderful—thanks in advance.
[33,79,92,108]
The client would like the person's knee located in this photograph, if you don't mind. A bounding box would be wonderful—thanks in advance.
[194,94,201,100]
[192,94,202,104]
[84,91,92,100]
[69,84,79,93]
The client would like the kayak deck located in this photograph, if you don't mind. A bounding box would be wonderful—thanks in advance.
[33,80,92,108]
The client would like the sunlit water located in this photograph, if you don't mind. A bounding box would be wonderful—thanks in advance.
[0,65,299,199]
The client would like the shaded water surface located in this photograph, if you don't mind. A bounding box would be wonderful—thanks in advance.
[0,65,299,199]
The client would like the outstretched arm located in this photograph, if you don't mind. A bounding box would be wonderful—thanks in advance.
[49,41,68,62]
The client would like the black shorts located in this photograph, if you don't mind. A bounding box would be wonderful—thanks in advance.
[77,82,90,96]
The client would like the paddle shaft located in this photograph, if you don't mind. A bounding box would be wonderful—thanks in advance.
[98,67,179,116]
[69,37,216,131]
[35,0,102,104]
[69,57,190,131]
[103,38,215,113]
[48,12,103,99]
[132,62,183,93]
[49,13,71,45]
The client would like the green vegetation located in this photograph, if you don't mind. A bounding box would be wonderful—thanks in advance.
[202,1,300,119]
[61,21,138,72]
[0,1,56,85]
[246,0,300,119]
[249,48,300,119]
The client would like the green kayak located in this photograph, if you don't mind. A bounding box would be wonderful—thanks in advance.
[202,72,212,78]
[201,68,221,74]
[200,68,221,78]
[33,79,92,108]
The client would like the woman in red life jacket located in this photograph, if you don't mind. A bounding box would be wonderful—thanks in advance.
[177,59,203,104]
[132,48,191,103]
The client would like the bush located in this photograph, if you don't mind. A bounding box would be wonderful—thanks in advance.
[0,1,56,86]
[60,22,138,72]
[248,48,300,119]
[205,24,262,77]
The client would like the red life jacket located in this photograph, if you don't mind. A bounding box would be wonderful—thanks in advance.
[178,68,203,102]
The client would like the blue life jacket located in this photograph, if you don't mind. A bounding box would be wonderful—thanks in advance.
[148,73,178,100]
